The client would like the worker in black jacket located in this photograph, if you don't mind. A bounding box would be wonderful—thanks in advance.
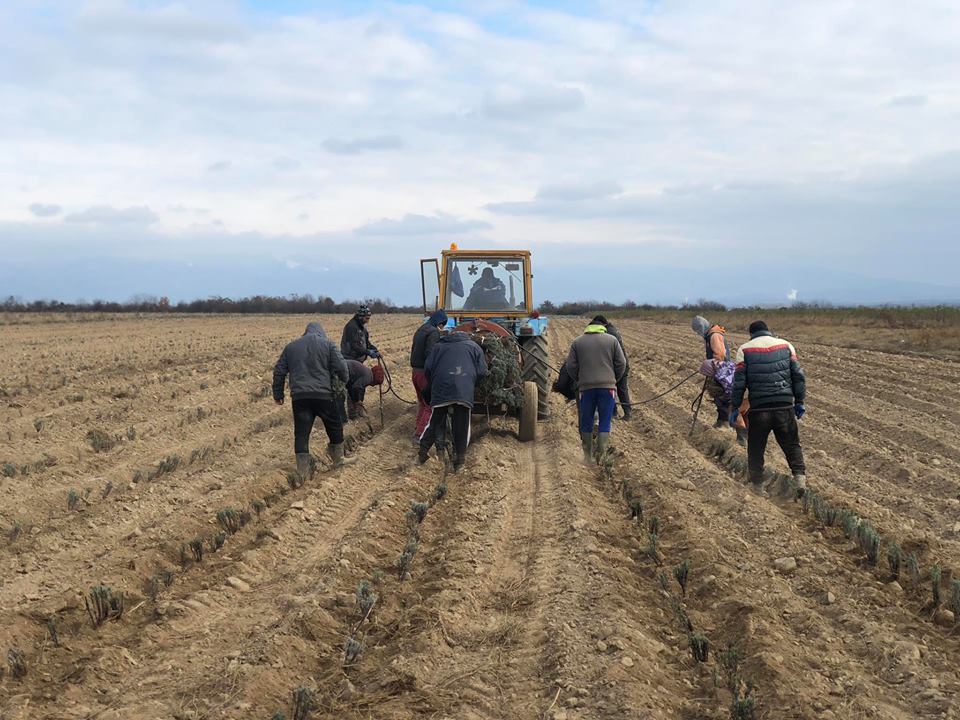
[341,305,379,362]
[730,320,807,496]
[273,321,352,475]
[410,310,448,438]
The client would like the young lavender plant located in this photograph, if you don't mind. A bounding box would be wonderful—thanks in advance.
[840,511,859,540]
[406,501,429,528]
[7,648,27,678]
[950,579,960,619]
[673,560,690,597]
[647,533,661,566]
[907,552,921,588]
[689,633,710,663]
[67,489,80,511]
[343,636,363,665]
[886,542,902,581]
[648,516,661,536]
[291,686,316,720]
[84,585,124,627]
[931,565,942,608]
[356,580,378,617]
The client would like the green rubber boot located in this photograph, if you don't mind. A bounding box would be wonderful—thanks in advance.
[580,432,594,466]
[596,432,611,462]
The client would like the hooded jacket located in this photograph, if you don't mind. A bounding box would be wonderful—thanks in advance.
[410,311,448,370]
[273,322,349,402]
[424,332,488,408]
[340,315,378,362]
[565,324,627,392]
[731,330,806,410]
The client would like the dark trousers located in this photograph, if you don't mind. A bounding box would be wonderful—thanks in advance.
[747,406,805,483]
[419,404,471,460]
[292,398,344,453]
[616,371,632,417]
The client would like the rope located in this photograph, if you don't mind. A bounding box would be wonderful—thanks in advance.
[376,356,419,405]
[508,334,700,407]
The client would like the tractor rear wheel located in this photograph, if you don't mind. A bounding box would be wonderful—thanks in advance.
[519,381,538,442]
[520,335,551,420]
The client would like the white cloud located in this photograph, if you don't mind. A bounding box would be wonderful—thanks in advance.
[1,0,959,300]
[29,202,62,218]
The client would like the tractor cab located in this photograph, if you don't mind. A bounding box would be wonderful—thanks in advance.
[420,247,547,336]
[419,246,551,437]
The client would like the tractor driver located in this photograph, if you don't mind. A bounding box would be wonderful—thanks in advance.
[464,267,509,311]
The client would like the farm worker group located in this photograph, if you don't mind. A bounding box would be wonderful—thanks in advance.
[271,305,808,497]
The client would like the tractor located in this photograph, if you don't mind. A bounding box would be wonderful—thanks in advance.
[419,245,550,442]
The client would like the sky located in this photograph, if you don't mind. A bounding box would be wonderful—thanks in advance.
[1,0,959,306]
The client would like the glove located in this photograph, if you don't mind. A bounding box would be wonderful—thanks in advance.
[728,409,739,427]
[795,404,805,420]
[367,349,380,359]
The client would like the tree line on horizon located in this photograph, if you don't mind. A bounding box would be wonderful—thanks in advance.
[2,294,954,316]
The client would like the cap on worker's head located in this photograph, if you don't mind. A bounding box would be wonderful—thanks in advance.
[749,320,769,334]
[429,309,448,327]
[591,315,608,325]
[357,304,372,318]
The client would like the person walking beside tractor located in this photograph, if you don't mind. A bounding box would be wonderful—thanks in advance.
[565,320,627,466]
[410,310,449,441]
[730,320,807,496]
[273,321,354,477]
[417,330,488,473]
[591,315,633,420]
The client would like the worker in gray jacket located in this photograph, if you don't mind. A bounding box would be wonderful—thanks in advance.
[273,321,352,475]
[566,320,627,465]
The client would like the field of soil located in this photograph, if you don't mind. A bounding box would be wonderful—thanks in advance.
[1,314,959,719]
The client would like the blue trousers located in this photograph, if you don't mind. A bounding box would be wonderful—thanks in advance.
[579,388,616,434]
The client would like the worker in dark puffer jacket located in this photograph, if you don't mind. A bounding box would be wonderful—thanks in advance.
[410,310,448,439]
[730,320,807,496]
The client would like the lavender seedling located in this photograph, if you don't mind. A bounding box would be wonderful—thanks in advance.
[6,648,27,678]
[344,636,363,665]
[356,580,377,617]
[8,521,22,543]
[648,516,661,535]
[34,419,44,433]
[908,552,921,587]
[886,542,902,580]
[291,686,316,720]
[657,571,670,593]
[931,565,942,608]
[730,694,757,720]
[690,633,710,662]
[209,532,227,552]
[252,499,266,517]
[67,489,80,511]
[647,533,661,565]
[950,580,960,619]
[84,585,124,627]
[406,501,429,528]
[1,463,15,477]
[629,497,643,521]
[432,483,448,504]
[47,617,59,647]
[189,538,204,562]
[101,481,113,499]
[673,560,690,597]
[840,511,859,540]
[397,538,419,579]
[216,508,247,534]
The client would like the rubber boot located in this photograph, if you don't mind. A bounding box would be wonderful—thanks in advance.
[580,432,594,466]
[736,428,747,447]
[452,452,465,474]
[417,444,430,465]
[793,473,807,498]
[596,432,611,463]
[295,453,314,482]
[329,443,356,468]
[714,410,726,428]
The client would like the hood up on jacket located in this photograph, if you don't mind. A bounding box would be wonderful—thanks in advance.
[304,321,327,338]
[584,324,607,334]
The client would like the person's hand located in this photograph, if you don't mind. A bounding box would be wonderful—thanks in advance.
[275,397,284,406]
[367,349,380,359]
[794,404,805,420]
[728,408,739,427]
